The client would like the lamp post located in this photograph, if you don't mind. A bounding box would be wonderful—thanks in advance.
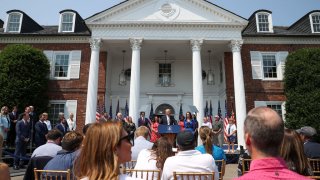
[119,50,126,86]
[207,50,215,85]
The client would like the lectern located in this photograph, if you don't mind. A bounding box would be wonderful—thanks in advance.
[158,124,180,146]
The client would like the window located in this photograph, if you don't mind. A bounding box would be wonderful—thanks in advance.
[310,13,320,33]
[43,50,81,80]
[159,63,171,86]
[262,54,277,78]
[254,101,285,120]
[49,103,65,127]
[256,12,273,33]
[54,53,69,78]
[6,13,22,32]
[59,12,75,32]
[250,51,288,80]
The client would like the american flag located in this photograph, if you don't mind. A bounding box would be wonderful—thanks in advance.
[224,99,229,143]
[96,100,101,122]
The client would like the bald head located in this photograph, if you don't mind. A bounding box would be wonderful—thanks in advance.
[244,107,284,157]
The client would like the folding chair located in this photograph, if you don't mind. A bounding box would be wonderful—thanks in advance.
[125,169,161,180]
[173,171,215,180]
[34,168,71,180]
[241,159,252,174]
[215,159,226,180]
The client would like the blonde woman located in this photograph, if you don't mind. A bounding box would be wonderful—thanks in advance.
[74,121,140,180]
[0,106,10,146]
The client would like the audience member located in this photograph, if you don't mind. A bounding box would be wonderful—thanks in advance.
[31,129,63,157]
[150,115,160,143]
[212,115,223,148]
[34,113,48,147]
[160,109,177,125]
[116,112,124,122]
[44,131,83,177]
[202,116,212,129]
[54,112,69,136]
[8,106,18,148]
[134,137,174,179]
[74,121,135,179]
[196,126,226,161]
[18,106,31,120]
[280,129,313,176]
[0,162,10,180]
[82,123,93,136]
[138,111,150,129]
[226,117,237,153]
[235,107,309,180]
[161,130,219,180]
[131,126,153,160]
[42,112,52,131]
[0,106,10,148]
[124,116,136,135]
[14,113,31,170]
[67,112,76,131]
[296,126,320,158]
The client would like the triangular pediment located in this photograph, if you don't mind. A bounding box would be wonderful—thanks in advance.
[86,0,248,25]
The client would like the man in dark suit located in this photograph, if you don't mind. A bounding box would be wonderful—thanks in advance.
[14,113,31,170]
[34,113,48,147]
[55,112,69,136]
[8,106,18,147]
[138,111,150,128]
[160,109,177,125]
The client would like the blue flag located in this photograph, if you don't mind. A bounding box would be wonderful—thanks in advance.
[209,100,213,117]
[116,99,120,115]
[204,100,209,117]
[218,100,222,118]
[179,103,183,120]
[109,99,112,119]
[149,103,154,120]
[124,99,129,118]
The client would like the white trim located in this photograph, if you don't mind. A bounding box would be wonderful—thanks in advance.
[255,12,274,33]
[254,100,285,120]
[59,12,76,33]
[5,12,23,33]
[0,36,90,44]
[244,37,320,44]
[309,12,320,33]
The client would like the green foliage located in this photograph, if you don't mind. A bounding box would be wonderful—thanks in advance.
[0,44,50,113]
[284,48,320,132]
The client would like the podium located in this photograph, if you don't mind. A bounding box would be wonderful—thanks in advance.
[158,124,180,146]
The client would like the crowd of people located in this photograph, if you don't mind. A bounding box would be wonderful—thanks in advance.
[0,105,319,179]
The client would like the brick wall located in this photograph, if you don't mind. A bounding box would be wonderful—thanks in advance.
[0,43,107,132]
[225,43,320,114]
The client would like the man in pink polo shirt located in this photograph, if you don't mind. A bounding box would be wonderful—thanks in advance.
[235,107,309,180]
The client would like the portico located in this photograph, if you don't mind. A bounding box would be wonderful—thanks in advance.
[84,0,248,147]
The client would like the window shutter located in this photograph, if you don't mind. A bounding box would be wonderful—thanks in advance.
[70,50,81,79]
[43,50,54,78]
[281,101,286,121]
[250,51,262,79]
[254,101,267,107]
[65,100,77,122]
[277,51,289,80]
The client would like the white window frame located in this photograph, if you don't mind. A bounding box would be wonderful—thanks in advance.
[250,51,288,81]
[309,12,320,33]
[5,12,23,33]
[155,60,175,87]
[49,100,66,126]
[49,100,77,127]
[52,51,71,80]
[255,12,274,33]
[58,12,76,33]
[254,101,286,120]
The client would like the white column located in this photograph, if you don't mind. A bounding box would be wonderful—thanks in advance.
[129,38,143,125]
[191,39,204,127]
[85,38,101,124]
[230,40,247,148]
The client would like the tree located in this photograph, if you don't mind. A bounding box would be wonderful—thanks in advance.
[284,48,320,132]
[0,44,50,114]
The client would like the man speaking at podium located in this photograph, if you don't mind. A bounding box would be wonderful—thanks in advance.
[160,109,177,125]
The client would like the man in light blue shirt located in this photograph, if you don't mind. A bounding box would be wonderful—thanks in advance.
[31,129,63,157]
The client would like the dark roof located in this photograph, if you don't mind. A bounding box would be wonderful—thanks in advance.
[86,0,247,21]
[6,10,43,33]
[242,10,320,37]
[59,9,91,34]
[0,9,91,36]
[0,19,3,28]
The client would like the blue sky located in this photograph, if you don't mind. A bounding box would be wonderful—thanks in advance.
[0,0,319,26]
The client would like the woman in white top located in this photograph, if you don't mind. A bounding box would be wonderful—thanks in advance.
[226,117,237,153]
[66,113,76,131]
[42,112,52,130]
[202,116,212,129]
[134,137,175,179]
[74,121,140,180]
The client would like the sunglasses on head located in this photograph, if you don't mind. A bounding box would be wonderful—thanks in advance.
[119,132,134,146]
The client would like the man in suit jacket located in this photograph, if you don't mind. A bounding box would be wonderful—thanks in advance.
[55,112,69,136]
[8,106,18,147]
[14,113,31,170]
[34,113,48,147]
[138,111,150,128]
[160,109,177,125]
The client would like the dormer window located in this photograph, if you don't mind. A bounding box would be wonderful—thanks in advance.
[6,12,22,32]
[310,13,320,33]
[256,12,273,33]
[59,12,75,32]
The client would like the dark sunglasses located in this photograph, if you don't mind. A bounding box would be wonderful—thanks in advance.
[119,132,134,146]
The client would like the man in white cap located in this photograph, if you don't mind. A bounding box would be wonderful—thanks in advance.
[212,115,223,147]
[296,126,320,158]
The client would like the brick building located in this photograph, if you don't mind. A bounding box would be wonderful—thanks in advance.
[0,0,319,146]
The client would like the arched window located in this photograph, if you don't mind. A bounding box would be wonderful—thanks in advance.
[155,104,175,116]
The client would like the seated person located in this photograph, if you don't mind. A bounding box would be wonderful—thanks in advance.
[43,131,83,178]
[31,129,63,157]
[161,130,219,180]
[131,126,153,160]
